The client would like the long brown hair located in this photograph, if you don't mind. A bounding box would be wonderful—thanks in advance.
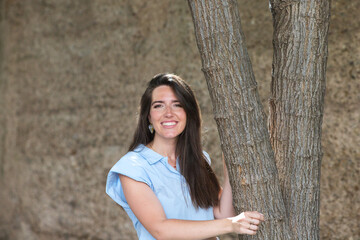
[129,73,220,208]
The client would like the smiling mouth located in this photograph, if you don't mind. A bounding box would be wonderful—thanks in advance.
[162,122,176,126]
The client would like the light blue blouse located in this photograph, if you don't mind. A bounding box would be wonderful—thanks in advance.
[106,144,215,240]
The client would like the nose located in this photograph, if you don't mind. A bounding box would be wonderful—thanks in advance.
[164,105,173,117]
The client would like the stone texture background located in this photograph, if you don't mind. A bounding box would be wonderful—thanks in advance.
[0,0,358,239]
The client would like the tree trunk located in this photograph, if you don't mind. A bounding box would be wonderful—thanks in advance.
[268,0,331,239]
[188,0,291,239]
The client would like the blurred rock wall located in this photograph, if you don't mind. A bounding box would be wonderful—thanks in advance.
[0,0,358,239]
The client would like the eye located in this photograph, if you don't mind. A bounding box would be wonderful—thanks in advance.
[174,103,183,108]
[153,104,164,109]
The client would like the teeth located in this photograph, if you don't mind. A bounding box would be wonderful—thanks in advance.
[162,122,176,126]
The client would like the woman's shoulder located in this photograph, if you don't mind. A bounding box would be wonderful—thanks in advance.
[107,145,153,180]
[115,145,149,166]
[106,146,154,204]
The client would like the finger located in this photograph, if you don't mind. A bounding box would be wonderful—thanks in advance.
[240,221,251,229]
[249,223,259,231]
[240,227,257,236]
[246,211,265,221]
[258,213,265,221]
[240,222,259,231]
[249,218,260,225]
[237,222,259,235]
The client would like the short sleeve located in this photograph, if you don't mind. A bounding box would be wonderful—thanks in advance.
[105,152,153,209]
[203,151,212,165]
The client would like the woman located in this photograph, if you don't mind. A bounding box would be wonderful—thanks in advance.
[106,73,264,240]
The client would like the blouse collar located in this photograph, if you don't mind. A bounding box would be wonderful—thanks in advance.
[134,144,167,165]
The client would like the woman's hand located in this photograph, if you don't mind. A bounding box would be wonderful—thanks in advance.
[228,211,264,235]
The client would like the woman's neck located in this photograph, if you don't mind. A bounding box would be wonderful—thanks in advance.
[148,136,177,161]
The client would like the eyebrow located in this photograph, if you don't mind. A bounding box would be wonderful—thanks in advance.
[151,100,180,106]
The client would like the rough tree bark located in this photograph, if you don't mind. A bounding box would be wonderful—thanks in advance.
[188,0,330,239]
[269,0,331,239]
[188,0,291,239]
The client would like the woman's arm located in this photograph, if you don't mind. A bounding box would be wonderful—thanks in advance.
[120,175,263,240]
[213,154,235,219]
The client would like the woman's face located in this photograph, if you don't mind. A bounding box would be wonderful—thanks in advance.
[148,85,187,142]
